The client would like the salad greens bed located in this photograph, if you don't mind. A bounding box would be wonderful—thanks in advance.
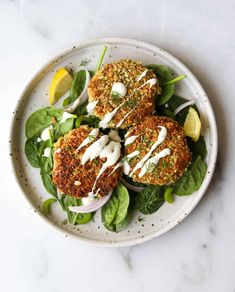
[24,47,207,232]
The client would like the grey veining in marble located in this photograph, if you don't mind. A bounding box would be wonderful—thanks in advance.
[1,0,235,291]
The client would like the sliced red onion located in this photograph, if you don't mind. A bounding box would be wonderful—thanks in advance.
[64,68,90,113]
[122,179,145,192]
[68,191,112,213]
[174,100,195,116]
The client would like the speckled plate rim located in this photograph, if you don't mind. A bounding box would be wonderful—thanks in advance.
[9,37,218,247]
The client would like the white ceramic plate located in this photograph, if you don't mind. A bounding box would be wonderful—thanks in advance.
[9,38,217,247]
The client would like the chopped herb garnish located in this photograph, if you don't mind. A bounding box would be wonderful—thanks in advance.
[88,134,96,141]
[138,215,145,222]
[146,162,156,173]
[79,58,91,67]
[111,91,122,104]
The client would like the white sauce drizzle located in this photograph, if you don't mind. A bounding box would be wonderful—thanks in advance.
[137,69,148,82]
[41,125,53,141]
[82,196,96,206]
[86,101,98,115]
[37,137,42,143]
[60,112,75,124]
[111,82,127,97]
[88,141,121,197]
[123,161,131,175]
[108,129,121,142]
[43,147,51,158]
[123,150,140,175]
[109,162,123,176]
[99,78,157,129]
[139,148,171,177]
[77,128,99,151]
[124,135,139,146]
[130,126,167,177]
[116,78,157,127]
[81,135,109,165]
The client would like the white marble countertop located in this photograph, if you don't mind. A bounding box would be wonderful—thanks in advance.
[1,0,235,291]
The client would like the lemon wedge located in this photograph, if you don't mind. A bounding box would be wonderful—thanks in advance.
[183,107,201,142]
[49,68,73,105]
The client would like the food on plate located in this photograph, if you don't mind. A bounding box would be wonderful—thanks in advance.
[87,59,161,128]
[24,46,207,231]
[124,116,191,185]
[52,126,122,198]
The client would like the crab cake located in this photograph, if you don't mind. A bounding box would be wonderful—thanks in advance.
[52,126,122,198]
[87,59,161,129]
[124,116,191,185]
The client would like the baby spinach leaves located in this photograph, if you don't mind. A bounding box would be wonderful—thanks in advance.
[24,138,41,168]
[25,107,63,139]
[173,155,207,196]
[188,135,207,160]
[63,70,87,107]
[101,183,130,232]
[134,185,165,214]
[146,64,174,106]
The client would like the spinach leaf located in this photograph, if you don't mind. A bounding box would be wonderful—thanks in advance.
[25,107,63,139]
[24,138,40,168]
[101,183,130,232]
[41,173,57,197]
[173,155,207,196]
[160,95,199,126]
[135,185,165,214]
[146,64,174,106]
[42,198,57,214]
[53,117,74,140]
[188,136,207,160]
[62,195,92,225]
[75,115,100,128]
[63,70,86,107]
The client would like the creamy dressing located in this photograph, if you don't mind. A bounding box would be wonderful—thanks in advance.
[43,147,51,158]
[109,162,123,176]
[123,161,131,175]
[81,135,109,165]
[99,105,122,128]
[88,141,121,197]
[86,101,98,115]
[108,129,121,142]
[99,78,157,129]
[37,137,42,143]
[111,82,127,97]
[77,128,99,151]
[139,148,171,177]
[137,69,148,82]
[82,196,96,206]
[130,126,167,177]
[60,112,75,124]
[123,150,140,175]
[124,135,139,146]
[115,78,157,127]
[41,125,53,141]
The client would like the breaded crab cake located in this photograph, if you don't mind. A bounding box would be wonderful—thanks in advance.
[87,59,161,129]
[52,126,122,198]
[124,116,191,185]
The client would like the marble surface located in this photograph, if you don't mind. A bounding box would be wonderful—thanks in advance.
[1,0,235,291]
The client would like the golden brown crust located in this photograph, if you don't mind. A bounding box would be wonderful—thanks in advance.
[124,116,192,185]
[52,127,122,198]
[87,59,161,128]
